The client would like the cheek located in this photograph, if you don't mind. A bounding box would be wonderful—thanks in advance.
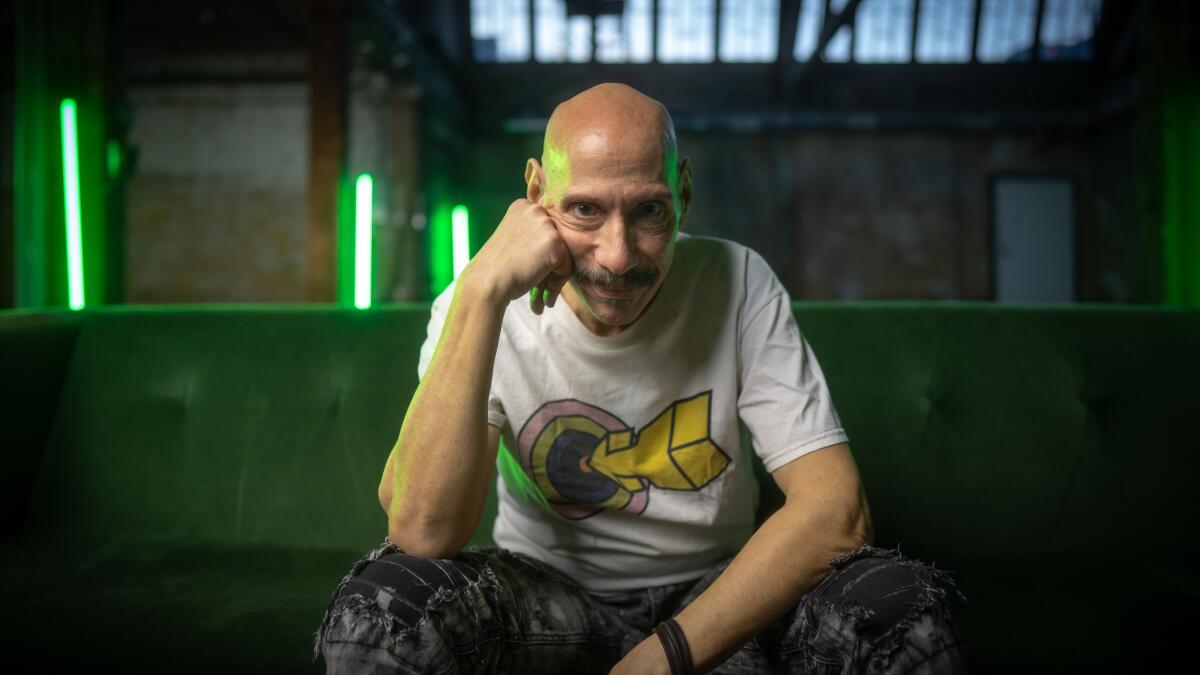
[556,230,592,260]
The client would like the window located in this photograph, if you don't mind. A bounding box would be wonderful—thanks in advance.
[915,0,974,63]
[793,0,825,61]
[1039,0,1101,61]
[719,0,779,63]
[824,0,853,62]
[976,0,1037,63]
[469,0,1104,64]
[855,0,915,63]
[658,0,716,62]
[470,0,530,62]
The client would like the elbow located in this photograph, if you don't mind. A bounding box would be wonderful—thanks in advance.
[386,506,472,560]
[837,486,875,552]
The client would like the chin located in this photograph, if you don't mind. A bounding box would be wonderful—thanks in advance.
[584,291,644,326]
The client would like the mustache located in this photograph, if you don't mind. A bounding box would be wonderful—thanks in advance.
[572,264,659,290]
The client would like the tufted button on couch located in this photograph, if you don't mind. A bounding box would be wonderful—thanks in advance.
[1,303,1195,672]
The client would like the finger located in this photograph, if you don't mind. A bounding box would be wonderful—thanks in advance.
[529,284,545,315]
[545,274,570,308]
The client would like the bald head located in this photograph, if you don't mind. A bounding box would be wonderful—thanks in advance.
[538,83,680,204]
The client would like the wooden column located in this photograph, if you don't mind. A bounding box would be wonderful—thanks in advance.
[306,0,346,303]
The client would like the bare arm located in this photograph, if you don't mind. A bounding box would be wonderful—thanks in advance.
[377,199,572,559]
[612,442,872,674]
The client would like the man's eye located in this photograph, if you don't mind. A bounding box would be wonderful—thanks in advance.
[571,203,597,218]
[640,202,665,218]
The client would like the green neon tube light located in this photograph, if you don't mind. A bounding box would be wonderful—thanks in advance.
[452,204,470,279]
[354,173,373,309]
[60,99,85,310]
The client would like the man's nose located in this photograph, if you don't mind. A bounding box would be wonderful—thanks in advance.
[594,216,637,277]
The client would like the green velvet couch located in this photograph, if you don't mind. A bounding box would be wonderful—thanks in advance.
[2,303,1196,673]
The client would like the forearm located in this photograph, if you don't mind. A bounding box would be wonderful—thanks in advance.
[381,274,506,556]
[672,499,870,672]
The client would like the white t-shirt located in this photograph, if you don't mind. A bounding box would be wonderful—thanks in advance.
[417,234,849,594]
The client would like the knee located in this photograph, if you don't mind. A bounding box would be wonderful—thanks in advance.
[818,550,936,639]
[804,547,966,670]
[315,550,489,668]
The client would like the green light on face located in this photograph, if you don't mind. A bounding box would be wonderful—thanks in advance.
[452,205,470,279]
[60,99,85,310]
[354,173,373,309]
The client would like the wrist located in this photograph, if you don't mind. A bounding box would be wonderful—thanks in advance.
[455,266,508,311]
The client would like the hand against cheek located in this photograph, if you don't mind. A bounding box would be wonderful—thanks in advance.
[459,198,573,313]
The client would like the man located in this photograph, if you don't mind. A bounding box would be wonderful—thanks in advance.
[316,83,964,674]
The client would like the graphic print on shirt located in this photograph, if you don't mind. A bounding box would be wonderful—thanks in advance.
[514,390,731,519]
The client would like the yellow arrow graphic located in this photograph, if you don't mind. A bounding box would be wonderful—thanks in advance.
[588,391,730,493]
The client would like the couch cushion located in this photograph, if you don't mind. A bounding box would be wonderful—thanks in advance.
[943,549,1196,674]
[0,312,83,538]
[0,532,358,672]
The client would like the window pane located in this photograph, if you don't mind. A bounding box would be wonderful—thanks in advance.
[594,0,654,63]
[855,0,913,63]
[719,0,778,62]
[1040,0,1101,61]
[976,0,1037,62]
[824,0,852,62]
[915,0,974,63]
[535,0,567,62]
[567,14,591,62]
[659,0,716,62]
[794,0,824,61]
[471,0,531,62]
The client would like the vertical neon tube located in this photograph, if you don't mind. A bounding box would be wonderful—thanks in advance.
[354,173,373,309]
[60,99,85,310]
[452,204,470,279]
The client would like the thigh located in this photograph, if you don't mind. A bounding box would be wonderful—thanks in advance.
[315,541,624,675]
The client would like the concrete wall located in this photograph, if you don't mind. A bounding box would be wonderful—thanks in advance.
[462,117,1145,303]
[125,84,309,303]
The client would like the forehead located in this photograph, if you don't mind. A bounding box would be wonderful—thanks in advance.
[554,130,669,195]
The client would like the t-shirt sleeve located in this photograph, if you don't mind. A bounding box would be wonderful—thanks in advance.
[737,256,848,473]
[416,282,507,430]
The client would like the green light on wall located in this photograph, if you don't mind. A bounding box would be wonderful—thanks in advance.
[60,98,85,310]
[452,205,470,279]
[354,173,373,310]
[106,139,122,179]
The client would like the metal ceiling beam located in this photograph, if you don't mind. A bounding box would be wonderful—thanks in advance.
[784,0,864,90]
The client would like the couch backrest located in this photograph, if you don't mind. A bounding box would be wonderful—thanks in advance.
[27,307,424,551]
[18,303,1200,558]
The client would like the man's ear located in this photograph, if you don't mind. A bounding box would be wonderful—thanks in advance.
[676,158,694,231]
[525,158,544,204]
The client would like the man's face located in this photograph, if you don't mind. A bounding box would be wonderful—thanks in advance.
[535,130,690,335]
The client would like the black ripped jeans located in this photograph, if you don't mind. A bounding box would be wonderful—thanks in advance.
[314,542,966,674]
